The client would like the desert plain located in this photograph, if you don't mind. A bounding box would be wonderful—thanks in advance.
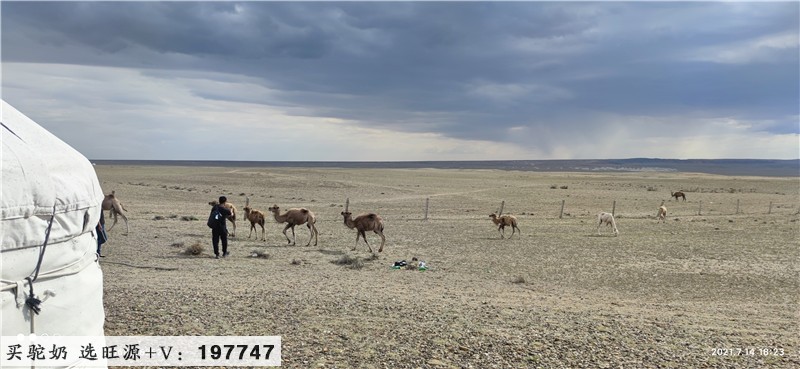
[94,165,799,368]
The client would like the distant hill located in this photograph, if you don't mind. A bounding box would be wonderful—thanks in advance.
[92,159,799,177]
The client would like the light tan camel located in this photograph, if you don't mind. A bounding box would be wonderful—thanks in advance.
[657,205,667,223]
[489,213,520,239]
[341,211,385,253]
[208,200,237,237]
[102,191,129,234]
[243,205,267,241]
[596,212,619,236]
[267,205,318,246]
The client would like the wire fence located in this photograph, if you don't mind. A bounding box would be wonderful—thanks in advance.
[320,197,800,223]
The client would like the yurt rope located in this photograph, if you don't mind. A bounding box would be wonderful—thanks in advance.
[24,205,57,316]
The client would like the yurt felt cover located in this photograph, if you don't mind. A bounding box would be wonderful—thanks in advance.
[1,100,105,337]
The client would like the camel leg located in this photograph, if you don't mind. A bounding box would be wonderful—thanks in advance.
[352,232,360,251]
[361,230,373,253]
[282,224,292,245]
[305,223,314,247]
[508,225,516,239]
[107,211,118,231]
[290,225,297,246]
[229,220,236,237]
[119,212,129,234]
[248,223,255,239]
[597,222,602,235]
[307,223,318,246]
[498,225,505,239]
[376,230,385,253]
[259,223,266,241]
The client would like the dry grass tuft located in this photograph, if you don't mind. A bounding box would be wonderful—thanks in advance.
[333,255,365,270]
[153,215,165,220]
[250,250,270,259]
[170,242,185,248]
[181,215,198,221]
[184,241,204,256]
[511,276,526,284]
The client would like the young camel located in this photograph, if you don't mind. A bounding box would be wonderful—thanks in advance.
[596,212,619,236]
[267,205,319,246]
[671,191,686,201]
[102,191,129,234]
[657,205,668,223]
[489,213,521,239]
[243,205,267,241]
[341,211,386,253]
[208,200,237,237]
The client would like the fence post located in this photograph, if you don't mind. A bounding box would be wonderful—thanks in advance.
[559,199,565,219]
[698,201,702,216]
[424,197,430,221]
[736,199,740,215]
[345,197,349,213]
[768,201,773,214]
[499,201,505,216]
[611,200,616,216]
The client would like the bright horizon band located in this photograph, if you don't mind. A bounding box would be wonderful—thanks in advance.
[0,336,281,367]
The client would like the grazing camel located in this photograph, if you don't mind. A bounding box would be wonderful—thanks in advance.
[596,212,619,236]
[243,205,267,241]
[341,211,386,253]
[102,191,129,234]
[208,200,237,237]
[657,205,667,223]
[671,191,686,201]
[489,213,521,239]
[267,205,319,246]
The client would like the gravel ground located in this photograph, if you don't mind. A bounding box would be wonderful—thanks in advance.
[95,165,799,368]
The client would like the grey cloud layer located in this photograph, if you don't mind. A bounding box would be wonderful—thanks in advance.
[3,2,798,155]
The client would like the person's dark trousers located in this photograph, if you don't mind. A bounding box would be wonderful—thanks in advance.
[212,227,228,256]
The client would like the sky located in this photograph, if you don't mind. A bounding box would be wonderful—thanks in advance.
[1,1,798,161]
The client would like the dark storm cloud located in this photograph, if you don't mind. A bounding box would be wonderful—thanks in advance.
[2,1,798,156]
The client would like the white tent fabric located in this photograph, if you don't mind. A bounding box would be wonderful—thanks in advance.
[1,100,105,338]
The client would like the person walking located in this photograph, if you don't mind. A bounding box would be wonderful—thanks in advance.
[208,196,233,259]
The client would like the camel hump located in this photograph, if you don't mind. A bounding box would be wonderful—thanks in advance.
[301,209,309,214]
[367,213,377,219]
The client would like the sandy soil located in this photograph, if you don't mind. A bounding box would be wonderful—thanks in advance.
[94,165,799,368]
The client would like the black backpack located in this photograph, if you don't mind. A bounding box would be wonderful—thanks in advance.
[207,206,222,228]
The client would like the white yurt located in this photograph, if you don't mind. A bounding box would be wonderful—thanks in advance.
[1,99,105,338]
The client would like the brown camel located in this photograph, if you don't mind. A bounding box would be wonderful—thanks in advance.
[489,213,520,239]
[671,191,686,201]
[341,211,385,253]
[267,205,318,246]
[102,191,129,234]
[208,200,237,237]
[243,205,267,241]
